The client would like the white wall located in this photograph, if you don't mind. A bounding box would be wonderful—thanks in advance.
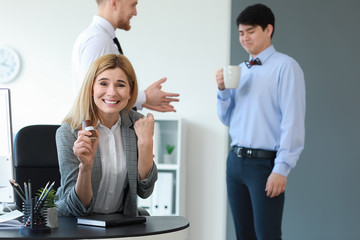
[0,1,230,239]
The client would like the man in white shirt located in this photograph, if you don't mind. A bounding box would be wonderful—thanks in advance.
[72,0,179,112]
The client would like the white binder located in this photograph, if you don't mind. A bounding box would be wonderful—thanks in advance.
[152,171,174,215]
[153,122,161,164]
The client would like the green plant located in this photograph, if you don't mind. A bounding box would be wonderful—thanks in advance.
[166,144,175,155]
[36,188,57,208]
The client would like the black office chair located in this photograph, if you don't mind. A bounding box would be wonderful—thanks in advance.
[13,124,150,216]
[13,125,61,208]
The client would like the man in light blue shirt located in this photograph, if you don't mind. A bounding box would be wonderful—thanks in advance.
[216,4,305,240]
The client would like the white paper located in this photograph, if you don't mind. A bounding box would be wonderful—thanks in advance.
[0,209,23,223]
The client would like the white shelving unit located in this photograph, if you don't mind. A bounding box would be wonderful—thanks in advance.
[138,118,185,216]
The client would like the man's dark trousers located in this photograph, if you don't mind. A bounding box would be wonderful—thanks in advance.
[226,150,284,240]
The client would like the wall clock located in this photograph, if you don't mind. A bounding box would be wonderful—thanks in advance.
[0,46,21,83]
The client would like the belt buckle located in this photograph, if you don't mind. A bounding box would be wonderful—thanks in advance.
[235,147,253,158]
[235,147,242,158]
[247,149,252,158]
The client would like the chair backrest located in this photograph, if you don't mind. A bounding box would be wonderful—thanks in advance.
[14,125,61,207]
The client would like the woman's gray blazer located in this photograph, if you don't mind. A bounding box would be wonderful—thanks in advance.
[54,110,157,216]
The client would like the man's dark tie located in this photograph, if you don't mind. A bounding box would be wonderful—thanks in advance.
[113,37,123,55]
[113,37,137,111]
[245,58,262,68]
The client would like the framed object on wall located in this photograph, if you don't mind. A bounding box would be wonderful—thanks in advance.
[0,46,21,83]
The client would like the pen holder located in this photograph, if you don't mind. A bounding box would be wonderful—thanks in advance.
[19,198,51,235]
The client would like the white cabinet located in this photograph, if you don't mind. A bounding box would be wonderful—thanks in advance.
[138,118,185,216]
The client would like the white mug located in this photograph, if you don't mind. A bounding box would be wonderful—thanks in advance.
[223,65,241,89]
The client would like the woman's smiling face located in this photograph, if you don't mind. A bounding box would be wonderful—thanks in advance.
[93,67,131,124]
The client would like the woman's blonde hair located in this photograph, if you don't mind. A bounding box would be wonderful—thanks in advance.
[63,54,138,129]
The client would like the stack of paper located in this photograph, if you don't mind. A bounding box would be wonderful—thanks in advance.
[0,210,23,229]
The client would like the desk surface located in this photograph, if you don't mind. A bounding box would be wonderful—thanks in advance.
[0,216,190,239]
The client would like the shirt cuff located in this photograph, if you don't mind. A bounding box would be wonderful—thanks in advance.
[138,163,155,184]
[272,162,292,177]
[217,89,231,99]
[134,90,146,110]
[70,187,93,216]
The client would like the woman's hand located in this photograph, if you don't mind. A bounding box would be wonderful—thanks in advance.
[73,129,99,170]
[73,129,99,207]
[134,113,155,143]
[134,113,155,180]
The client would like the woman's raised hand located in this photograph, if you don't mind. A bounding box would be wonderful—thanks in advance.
[73,129,99,169]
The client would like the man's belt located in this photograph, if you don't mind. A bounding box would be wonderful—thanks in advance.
[232,146,276,159]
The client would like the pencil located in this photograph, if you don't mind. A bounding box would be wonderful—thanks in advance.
[35,181,55,212]
[38,181,50,202]
[28,179,32,200]
[24,182,29,203]
[34,181,50,210]
[11,179,25,197]
[9,180,26,202]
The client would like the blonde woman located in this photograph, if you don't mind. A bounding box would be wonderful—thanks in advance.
[55,54,157,216]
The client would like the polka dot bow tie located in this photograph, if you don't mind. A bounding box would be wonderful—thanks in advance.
[245,58,262,68]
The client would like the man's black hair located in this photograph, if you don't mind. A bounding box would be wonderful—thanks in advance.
[236,3,275,38]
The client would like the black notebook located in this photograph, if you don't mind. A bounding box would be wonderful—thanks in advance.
[77,213,146,227]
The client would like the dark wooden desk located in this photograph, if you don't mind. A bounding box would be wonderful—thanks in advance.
[0,216,190,239]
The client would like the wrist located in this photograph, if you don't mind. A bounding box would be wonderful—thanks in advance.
[137,137,153,148]
[79,162,93,173]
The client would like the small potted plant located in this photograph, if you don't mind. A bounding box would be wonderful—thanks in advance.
[36,187,57,228]
[163,144,175,164]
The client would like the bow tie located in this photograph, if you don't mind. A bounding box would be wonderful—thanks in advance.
[245,58,262,68]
